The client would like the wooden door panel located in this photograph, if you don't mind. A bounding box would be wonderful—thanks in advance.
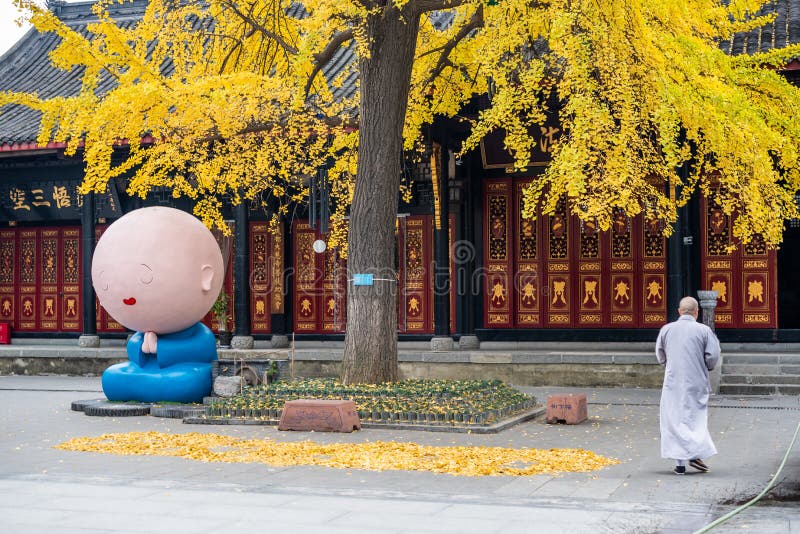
[483,178,669,329]
[701,197,777,328]
[249,222,272,334]
[514,181,541,327]
[0,230,16,328]
[398,215,433,333]
[61,228,81,331]
[484,180,514,328]
[292,221,345,334]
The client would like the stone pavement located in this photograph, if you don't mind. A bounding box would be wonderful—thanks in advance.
[1,375,799,533]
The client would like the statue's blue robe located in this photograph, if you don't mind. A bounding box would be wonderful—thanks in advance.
[102,322,217,403]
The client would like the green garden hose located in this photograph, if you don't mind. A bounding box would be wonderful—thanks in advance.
[693,421,800,533]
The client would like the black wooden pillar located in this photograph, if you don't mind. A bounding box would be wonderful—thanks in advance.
[233,202,250,337]
[469,154,483,334]
[81,192,96,336]
[433,142,451,338]
[667,179,686,322]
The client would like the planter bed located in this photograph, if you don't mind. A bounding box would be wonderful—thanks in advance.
[195,378,540,432]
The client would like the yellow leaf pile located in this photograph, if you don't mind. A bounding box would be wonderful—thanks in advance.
[55,431,619,477]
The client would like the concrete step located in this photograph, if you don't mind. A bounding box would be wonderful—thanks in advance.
[722,354,800,365]
[720,383,800,395]
[721,374,800,385]
[721,362,800,376]
[719,384,778,395]
[721,363,780,375]
[719,343,800,352]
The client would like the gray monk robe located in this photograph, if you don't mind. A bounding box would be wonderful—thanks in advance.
[656,315,721,461]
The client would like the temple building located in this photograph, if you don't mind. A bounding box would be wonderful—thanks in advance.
[1,0,799,348]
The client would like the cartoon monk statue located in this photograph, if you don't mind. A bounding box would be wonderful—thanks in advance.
[92,207,224,403]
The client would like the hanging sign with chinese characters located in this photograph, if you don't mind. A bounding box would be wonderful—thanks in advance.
[480,114,562,169]
[0,181,120,221]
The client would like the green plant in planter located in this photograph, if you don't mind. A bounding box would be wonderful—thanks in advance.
[211,290,231,332]
[264,360,279,384]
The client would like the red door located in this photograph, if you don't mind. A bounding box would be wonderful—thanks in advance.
[292,221,346,333]
[701,196,777,328]
[484,178,668,329]
[3,227,82,333]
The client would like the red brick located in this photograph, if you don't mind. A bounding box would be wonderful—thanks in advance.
[545,394,588,424]
[278,399,361,433]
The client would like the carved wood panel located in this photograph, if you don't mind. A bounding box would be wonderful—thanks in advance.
[18,230,37,330]
[398,215,433,333]
[610,209,636,326]
[700,197,777,328]
[484,179,513,328]
[0,230,16,329]
[4,227,81,332]
[249,222,272,334]
[484,178,668,329]
[515,181,541,327]
[641,214,667,327]
[545,196,572,326]
[292,221,346,334]
[61,228,81,331]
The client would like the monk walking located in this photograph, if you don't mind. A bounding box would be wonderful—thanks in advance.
[656,296,721,474]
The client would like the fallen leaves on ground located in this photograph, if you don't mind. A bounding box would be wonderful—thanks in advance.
[55,432,619,477]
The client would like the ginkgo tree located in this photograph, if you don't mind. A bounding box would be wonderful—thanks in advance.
[4,0,800,383]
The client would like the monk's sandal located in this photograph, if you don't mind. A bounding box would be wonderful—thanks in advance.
[690,459,709,472]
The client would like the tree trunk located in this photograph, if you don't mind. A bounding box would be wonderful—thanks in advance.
[341,8,420,384]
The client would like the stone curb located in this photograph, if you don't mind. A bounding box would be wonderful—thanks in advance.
[182,406,546,434]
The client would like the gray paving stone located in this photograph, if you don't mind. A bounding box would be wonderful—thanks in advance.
[329,510,507,533]
[53,511,228,534]
[1,377,799,534]
[0,506,71,525]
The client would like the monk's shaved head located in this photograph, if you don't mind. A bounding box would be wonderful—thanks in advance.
[679,296,699,315]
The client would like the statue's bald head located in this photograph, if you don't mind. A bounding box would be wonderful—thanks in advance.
[679,296,699,315]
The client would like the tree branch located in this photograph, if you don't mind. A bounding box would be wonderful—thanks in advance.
[304,29,355,97]
[219,0,298,56]
[196,114,355,144]
[421,5,483,87]
[413,0,471,14]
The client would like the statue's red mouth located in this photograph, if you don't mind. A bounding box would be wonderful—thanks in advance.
[123,297,136,306]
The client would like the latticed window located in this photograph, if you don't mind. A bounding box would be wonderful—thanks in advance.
[791,195,800,229]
